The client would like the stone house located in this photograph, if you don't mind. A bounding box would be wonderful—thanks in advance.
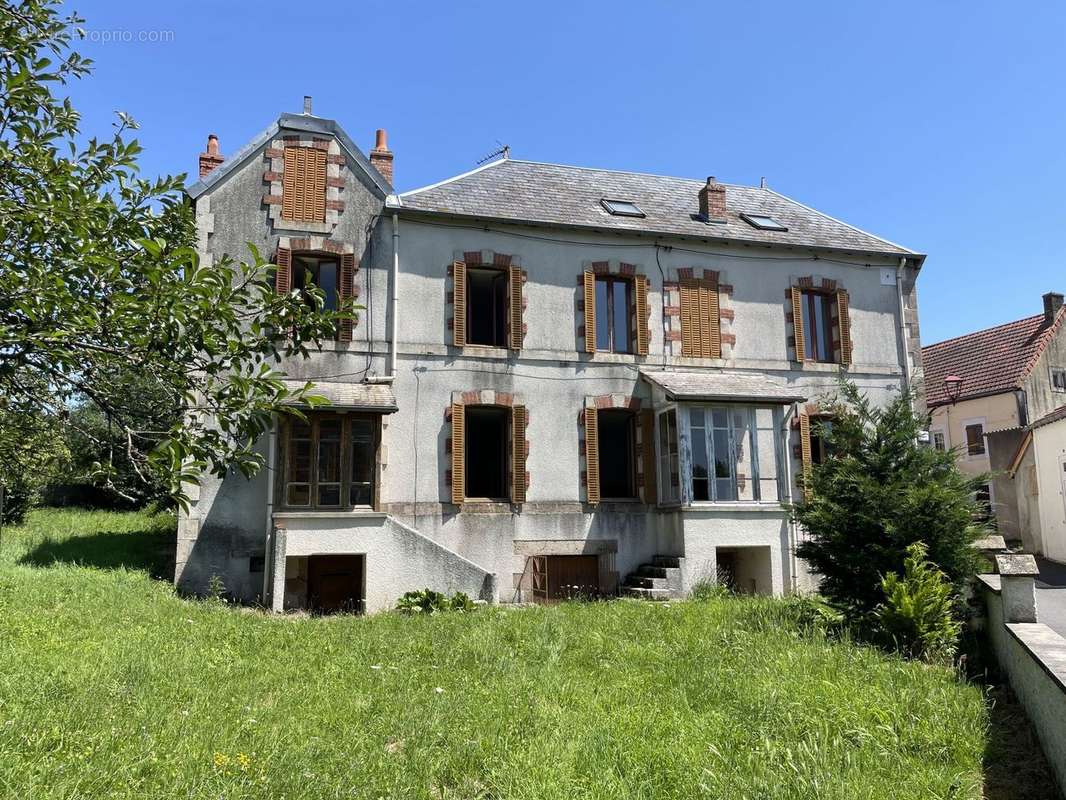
[176,104,925,613]
[922,292,1066,548]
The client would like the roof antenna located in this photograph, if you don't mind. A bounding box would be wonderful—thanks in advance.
[476,141,510,165]
[303,95,312,115]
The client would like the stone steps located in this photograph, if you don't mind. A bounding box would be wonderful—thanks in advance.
[623,556,685,600]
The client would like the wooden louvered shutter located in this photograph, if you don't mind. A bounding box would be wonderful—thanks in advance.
[791,287,806,363]
[584,407,600,504]
[275,246,292,294]
[452,261,467,347]
[282,147,327,222]
[508,266,523,351]
[451,403,465,505]
[641,409,657,505]
[634,275,649,356]
[836,289,852,366]
[512,405,528,503]
[583,270,596,353]
[338,253,355,342]
[799,413,813,500]
[282,148,297,220]
[680,279,721,358]
[310,149,326,222]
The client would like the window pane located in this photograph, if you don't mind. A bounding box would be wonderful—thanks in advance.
[690,410,709,501]
[966,424,985,456]
[350,419,374,507]
[595,278,611,350]
[318,483,340,506]
[612,280,630,353]
[318,420,341,483]
[813,294,827,360]
[318,261,338,312]
[287,484,310,506]
[712,429,732,479]
[289,422,312,484]
[733,409,754,501]
[755,407,779,503]
[801,295,816,360]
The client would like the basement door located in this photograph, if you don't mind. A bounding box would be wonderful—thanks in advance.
[530,555,600,603]
[307,554,365,614]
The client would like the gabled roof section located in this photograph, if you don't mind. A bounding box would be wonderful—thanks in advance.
[186,112,391,199]
[922,308,1066,407]
[390,159,921,259]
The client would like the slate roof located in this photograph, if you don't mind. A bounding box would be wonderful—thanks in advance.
[640,370,808,404]
[391,159,920,259]
[922,309,1066,407]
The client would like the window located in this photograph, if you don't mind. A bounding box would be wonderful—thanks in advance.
[800,290,836,363]
[595,276,632,353]
[1052,367,1066,392]
[810,419,833,465]
[293,255,339,312]
[466,268,508,346]
[658,409,681,504]
[283,414,378,508]
[464,406,509,499]
[282,146,327,222]
[597,410,636,498]
[964,421,985,457]
[931,429,947,451]
[600,198,645,218]
[740,212,788,231]
[686,405,780,503]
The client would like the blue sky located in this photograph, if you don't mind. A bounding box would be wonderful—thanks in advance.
[67,0,1066,344]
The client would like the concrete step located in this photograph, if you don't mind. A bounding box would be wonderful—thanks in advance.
[625,575,669,590]
[637,565,682,580]
[652,556,683,569]
[624,586,672,601]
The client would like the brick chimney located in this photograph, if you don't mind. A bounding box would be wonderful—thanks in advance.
[369,128,394,186]
[198,134,224,178]
[698,176,726,223]
[1043,291,1064,325]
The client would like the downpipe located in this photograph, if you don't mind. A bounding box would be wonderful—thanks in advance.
[781,402,799,593]
[366,211,400,385]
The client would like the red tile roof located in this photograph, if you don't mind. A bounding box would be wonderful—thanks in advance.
[922,309,1066,408]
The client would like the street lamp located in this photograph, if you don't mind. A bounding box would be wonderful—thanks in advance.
[943,375,964,406]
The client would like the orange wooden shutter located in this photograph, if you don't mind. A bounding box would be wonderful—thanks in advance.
[512,405,528,503]
[836,289,852,366]
[641,409,657,505]
[584,407,600,504]
[680,278,720,358]
[338,253,355,342]
[452,261,467,347]
[634,275,649,355]
[451,402,465,505]
[282,148,297,220]
[509,266,523,351]
[791,286,806,363]
[680,280,697,357]
[310,149,326,222]
[799,413,813,500]
[282,146,327,222]
[275,246,292,294]
[583,270,596,353]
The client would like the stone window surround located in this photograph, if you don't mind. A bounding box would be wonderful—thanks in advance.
[276,235,361,332]
[446,250,526,348]
[662,266,735,359]
[578,394,654,504]
[263,135,347,234]
[577,260,651,356]
[785,275,847,365]
[444,389,530,499]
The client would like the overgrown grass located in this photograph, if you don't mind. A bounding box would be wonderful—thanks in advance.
[0,509,990,799]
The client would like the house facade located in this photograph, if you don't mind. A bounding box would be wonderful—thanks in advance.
[176,106,925,613]
[922,293,1066,548]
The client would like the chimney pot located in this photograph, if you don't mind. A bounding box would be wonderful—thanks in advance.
[303,95,312,115]
[198,133,224,179]
[369,128,394,186]
[1043,291,1064,324]
[698,175,727,223]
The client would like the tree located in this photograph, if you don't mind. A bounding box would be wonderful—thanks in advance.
[0,404,68,525]
[793,380,986,617]
[0,0,345,507]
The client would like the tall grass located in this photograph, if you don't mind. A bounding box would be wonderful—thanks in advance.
[0,510,987,799]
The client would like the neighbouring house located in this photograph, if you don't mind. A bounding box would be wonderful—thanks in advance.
[922,292,1066,548]
[175,101,925,613]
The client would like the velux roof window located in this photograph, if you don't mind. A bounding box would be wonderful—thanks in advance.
[601,198,645,218]
[740,212,788,231]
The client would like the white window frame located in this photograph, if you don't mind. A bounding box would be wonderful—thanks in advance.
[655,405,682,506]
[929,426,948,452]
[961,417,987,460]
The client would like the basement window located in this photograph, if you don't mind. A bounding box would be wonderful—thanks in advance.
[601,198,645,218]
[740,213,788,232]
[466,267,508,346]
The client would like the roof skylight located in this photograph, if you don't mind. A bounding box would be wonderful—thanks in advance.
[740,212,788,231]
[601,198,646,218]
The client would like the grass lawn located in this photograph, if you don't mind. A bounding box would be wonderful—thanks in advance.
[0,509,994,799]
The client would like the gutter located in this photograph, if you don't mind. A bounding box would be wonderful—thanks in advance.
[780,401,799,592]
[895,257,912,395]
[366,211,400,384]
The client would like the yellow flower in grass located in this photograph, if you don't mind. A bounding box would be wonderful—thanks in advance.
[236,752,252,771]
[213,752,230,770]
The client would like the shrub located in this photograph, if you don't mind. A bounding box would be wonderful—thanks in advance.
[874,542,962,663]
[793,380,986,619]
[396,589,476,614]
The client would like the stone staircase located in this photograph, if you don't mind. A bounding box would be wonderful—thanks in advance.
[623,556,685,601]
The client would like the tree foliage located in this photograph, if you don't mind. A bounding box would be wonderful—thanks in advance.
[0,0,347,507]
[793,380,986,617]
